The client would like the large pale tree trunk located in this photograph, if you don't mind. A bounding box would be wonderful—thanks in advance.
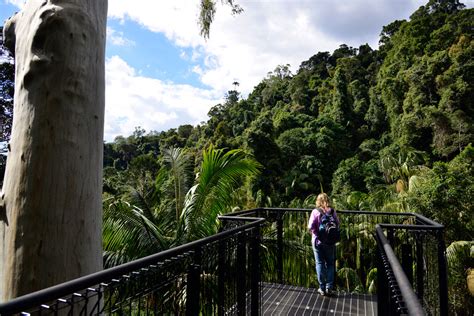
[0,0,107,300]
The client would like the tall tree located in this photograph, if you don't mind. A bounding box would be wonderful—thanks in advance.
[0,0,242,299]
[0,0,107,299]
[162,147,192,221]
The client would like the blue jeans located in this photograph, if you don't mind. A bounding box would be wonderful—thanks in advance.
[313,242,335,291]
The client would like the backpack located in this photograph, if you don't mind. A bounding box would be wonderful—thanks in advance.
[318,209,340,245]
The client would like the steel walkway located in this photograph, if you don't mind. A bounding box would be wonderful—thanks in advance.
[261,283,377,316]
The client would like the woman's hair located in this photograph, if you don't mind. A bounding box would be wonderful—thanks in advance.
[316,193,330,208]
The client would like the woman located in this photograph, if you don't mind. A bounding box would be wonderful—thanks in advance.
[308,193,340,296]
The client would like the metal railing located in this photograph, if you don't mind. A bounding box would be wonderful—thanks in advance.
[376,225,424,315]
[0,217,264,315]
[0,208,447,316]
[376,213,448,316]
[225,208,447,316]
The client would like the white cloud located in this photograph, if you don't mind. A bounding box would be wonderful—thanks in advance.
[108,0,204,47]
[5,0,24,8]
[107,0,430,96]
[6,0,474,141]
[179,50,188,60]
[107,27,135,46]
[105,56,222,141]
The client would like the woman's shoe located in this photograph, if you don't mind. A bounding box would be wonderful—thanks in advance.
[317,288,325,296]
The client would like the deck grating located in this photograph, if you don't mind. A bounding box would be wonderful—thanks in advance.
[261,283,377,316]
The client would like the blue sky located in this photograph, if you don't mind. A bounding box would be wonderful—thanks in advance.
[2,0,472,141]
[106,18,205,88]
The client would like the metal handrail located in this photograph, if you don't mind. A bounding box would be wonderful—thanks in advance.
[240,207,447,315]
[376,225,425,315]
[231,207,441,220]
[0,208,447,316]
[0,217,265,315]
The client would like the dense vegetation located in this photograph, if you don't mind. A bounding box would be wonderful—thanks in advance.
[98,2,474,312]
[0,0,472,313]
[102,0,473,241]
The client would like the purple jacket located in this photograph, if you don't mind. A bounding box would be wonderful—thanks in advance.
[308,208,339,245]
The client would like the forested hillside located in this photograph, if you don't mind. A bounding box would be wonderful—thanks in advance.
[103,0,473,239]
[100,6,473,310]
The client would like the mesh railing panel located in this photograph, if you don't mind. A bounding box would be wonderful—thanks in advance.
[0,221,263,316]
[19,254,193,315]
[244,208,445,315]
[256,210,418,291]
[0,208,445,316]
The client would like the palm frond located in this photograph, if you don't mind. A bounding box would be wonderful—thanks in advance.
[181,147,261,241]
[103,200,174,267]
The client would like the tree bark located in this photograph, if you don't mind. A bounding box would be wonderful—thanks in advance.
[0,0,107,300]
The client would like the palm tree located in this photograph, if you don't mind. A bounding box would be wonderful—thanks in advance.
[103,167,176,267]
[180,147,261,241]
[378,148,428,194]
[347,148,431,214]
[103,146,261,266]
[162,147,193,221]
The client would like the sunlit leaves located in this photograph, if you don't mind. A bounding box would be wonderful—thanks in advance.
[199,0,243,39]
[445,240,474,313]
[181,146,261,240]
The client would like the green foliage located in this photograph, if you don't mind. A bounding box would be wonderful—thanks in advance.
[181,146,261,240]
[261,65,292,107]
[198,0,243,39]
[162,147,193,221]
[336,267,364,293]
[406,144,474,243]
[332,157,368,197]
[446,240,474,315]
[377,3,473,159]
[102,0,473,220]
[103,174,175,267]
[366,268,377,294]
[102,4,473,307]
[103,146,261,266]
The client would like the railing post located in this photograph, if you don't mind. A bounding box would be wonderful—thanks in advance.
[437,231,448,316]
[387,228,394,246]
[277,214,283,284]
[186,249,202,316]
[250,226,261,316]
[377,237,388,316]
[401,244,413,285]
[415,233,424,302]
[237,232,247,316]
[217,239,226,316]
